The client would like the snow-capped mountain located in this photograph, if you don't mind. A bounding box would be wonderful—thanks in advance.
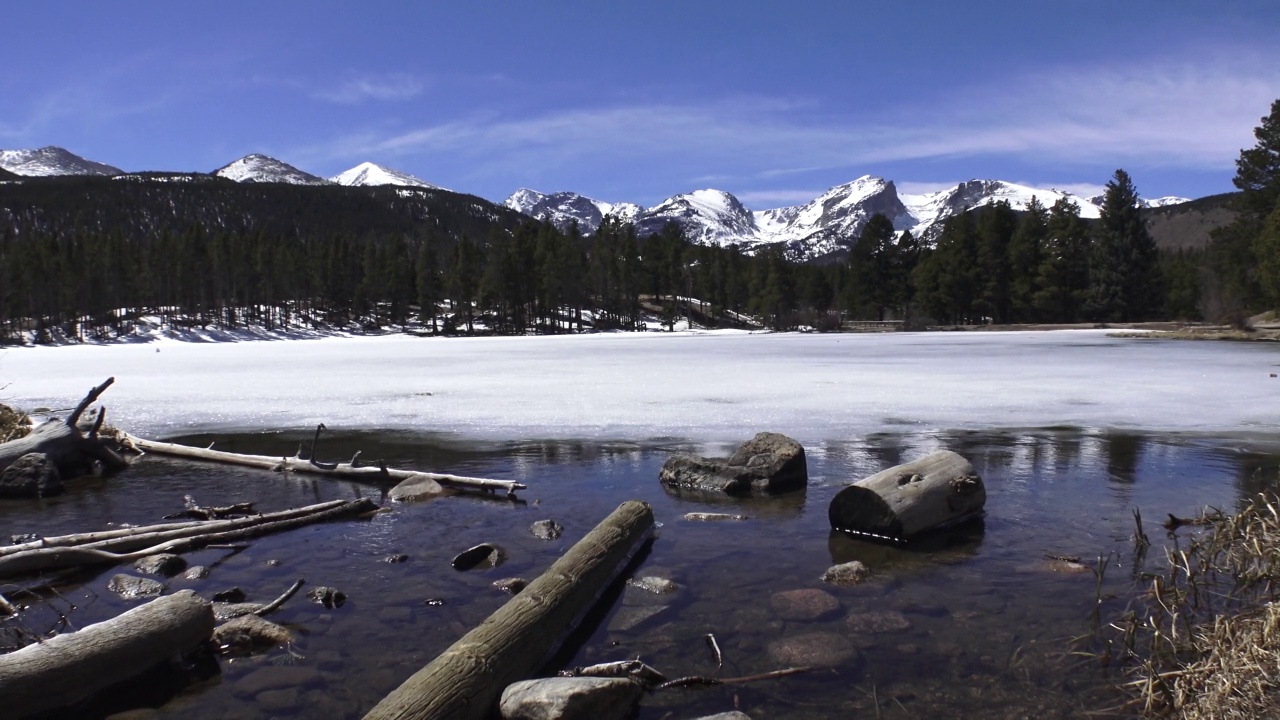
[214,154,329,185]
[504,189,641,234]
[505,177,1193,260]
[1088,193,1191,209]
[0,146,122,177]
[330,162,442,190]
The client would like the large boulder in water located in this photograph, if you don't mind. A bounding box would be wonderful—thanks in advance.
[659,432,807,495]
[0,453,63,498]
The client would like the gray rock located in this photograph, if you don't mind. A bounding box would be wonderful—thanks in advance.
[530,519,564,540]
[626,576,678,594]
[308,586,347,608]
[767,632,859,668]
[107,574,165,600]
[213,614,294,654]
[689,714,753,720]
[256,687,300,713]
[821,560,870,586]
[134,553,188,577]
[234,666,322,696]
[452,543,507,570]
[608,605,669,633]
[659,432,807,495]
[500,676,641,720]
[0,452,62,498]
[682,512,748,521]
[769,588,841,621]
[493,577,528,594]
[388,474,446,502]
[182,565,211,580]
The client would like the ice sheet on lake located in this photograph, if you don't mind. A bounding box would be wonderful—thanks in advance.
[1,330,1277,442]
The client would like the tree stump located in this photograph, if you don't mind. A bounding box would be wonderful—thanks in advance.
[828,450,985,540]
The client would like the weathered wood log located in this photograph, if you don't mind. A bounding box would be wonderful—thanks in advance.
[363,499,655,720]
[0,498,377,578]
[0,378,128,481]
[117,430,526,497]
[828,450,985,541]
[0,589,215,718]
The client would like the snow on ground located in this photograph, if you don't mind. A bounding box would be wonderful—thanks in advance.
[1,331,1277,443]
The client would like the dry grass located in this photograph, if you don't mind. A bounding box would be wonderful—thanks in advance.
[1103,493,1280,718]
[0,403,31,443]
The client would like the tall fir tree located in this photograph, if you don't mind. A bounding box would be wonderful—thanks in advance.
[1087,169,1162,321]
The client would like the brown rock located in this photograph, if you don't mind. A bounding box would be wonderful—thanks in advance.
[767,632,858,668]
[659,432,807,495]
[821,560,870,586]
[769,588,841,621]
[846,610,912,633]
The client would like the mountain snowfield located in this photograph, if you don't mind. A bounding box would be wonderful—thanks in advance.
[1,145,1194,260]
[506,178,1193,260]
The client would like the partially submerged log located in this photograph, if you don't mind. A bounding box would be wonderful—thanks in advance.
[0,589,215,718]
[117,430,526,497]
[0,378,128,492]
[828,450,986,541]
[0,498,377,578]
[363,499,655,720]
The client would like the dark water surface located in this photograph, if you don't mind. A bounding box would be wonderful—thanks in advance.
[4,428,1280,719]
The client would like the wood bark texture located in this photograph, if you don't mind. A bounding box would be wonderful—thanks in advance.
[0,378,127,477]
[828,450,985,540]
[362,499,655,720]
[0,589,215,718]
[117,431,525,496]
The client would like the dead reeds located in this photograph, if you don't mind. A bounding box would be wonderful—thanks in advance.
[1098,493,1280,718]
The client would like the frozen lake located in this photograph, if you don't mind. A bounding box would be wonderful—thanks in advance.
[2,329,1278,443]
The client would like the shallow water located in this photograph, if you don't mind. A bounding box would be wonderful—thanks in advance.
[5,427,1279,719]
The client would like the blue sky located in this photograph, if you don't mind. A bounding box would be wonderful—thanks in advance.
[3,2,1278,207]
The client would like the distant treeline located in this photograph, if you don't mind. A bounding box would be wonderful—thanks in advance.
[2,97,1279,342]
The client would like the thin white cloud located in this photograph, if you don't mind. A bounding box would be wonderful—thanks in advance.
[313,73,424,104]
[295,47,1280,193]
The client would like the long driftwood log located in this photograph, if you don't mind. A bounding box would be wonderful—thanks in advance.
[0,589,215,718]
[0,498,377,578]
[828,450,986,541]
[0,377,128,478]
[363,499,655,720]
[117,430,526,497]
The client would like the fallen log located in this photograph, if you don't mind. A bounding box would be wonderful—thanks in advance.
[0,498,377,578]
[0,378,128,480]
[117,430,526,497]
[363,499,655,720]
[828,450,986,541]
[0,589,215,718]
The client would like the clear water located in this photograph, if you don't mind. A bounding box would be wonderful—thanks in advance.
[5,427,1279,719]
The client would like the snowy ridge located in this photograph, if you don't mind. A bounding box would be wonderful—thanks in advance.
[330,162,443,190]
[0,146,122,177]
[504,188,641,234]
[214,154,330,185]
[506,177,1189,260]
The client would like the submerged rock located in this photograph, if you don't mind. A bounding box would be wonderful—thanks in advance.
[626,576,678,595]
[659,432,807,495]
[770,588,841,621]
[107,574,165,600]
[846,610,912,634]
[767,632,858,668]
[451,543,507,571]
[493,577,528,594]
[213,614,294,654]
[821,560,870,586]
[134,553,188,578]
[530,519,564,540]
[0,452,62,499]
[500,676,642,720]
[308,586,347,608]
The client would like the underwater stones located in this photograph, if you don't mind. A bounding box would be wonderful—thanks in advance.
[134,553,187,577]
[213,614,294,654]
[846,610,912,634]
[770,588,841,621]
[234,666,322,697]
[107,574,165,600]
[659,432,807,495]
[530,519,564,540]
[493,577,528,595]
[308,586,347,608]
[500,676,642,720]
[821,560,870,586]
[608,605,669,633]
[767,632,858,668]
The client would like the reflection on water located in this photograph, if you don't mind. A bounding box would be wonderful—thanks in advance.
[2,427,1279,719]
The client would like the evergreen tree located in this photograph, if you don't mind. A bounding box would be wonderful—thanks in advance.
[845,213,898,320]
[1008,197,1048,322]
[1034,198,1091,322]
[1087,169,1162,321]
[975,200,1017,323]
[1235,99,1280,217]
